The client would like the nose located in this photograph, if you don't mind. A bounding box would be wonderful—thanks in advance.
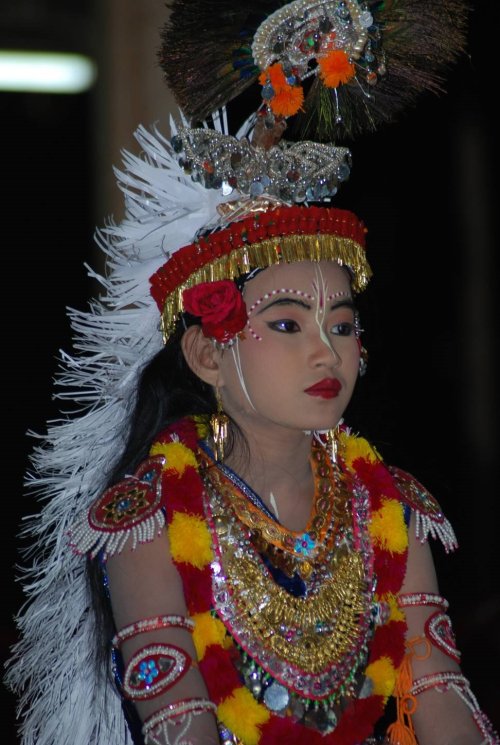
[308,327,341,368]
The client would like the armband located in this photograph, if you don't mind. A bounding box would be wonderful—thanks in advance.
[123,643,193,700]
[398,592,448,611]
[112,614,195,646]
[398,594,461,663]
[411,672,500,744]
[142,698,218,745]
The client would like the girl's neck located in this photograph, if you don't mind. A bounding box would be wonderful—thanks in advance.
[224,425,315,530]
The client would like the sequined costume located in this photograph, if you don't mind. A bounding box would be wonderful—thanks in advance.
[69,415,499,745]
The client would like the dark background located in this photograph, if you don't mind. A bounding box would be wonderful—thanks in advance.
[2,1,499,741]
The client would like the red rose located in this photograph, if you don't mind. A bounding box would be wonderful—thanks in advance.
[182,280,247,344]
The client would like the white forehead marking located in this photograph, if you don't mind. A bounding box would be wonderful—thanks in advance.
[312,265,335,354]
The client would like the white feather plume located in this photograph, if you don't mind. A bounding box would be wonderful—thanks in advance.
[5,112,240,745]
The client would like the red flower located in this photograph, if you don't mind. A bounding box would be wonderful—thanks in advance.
[182,280,248,344]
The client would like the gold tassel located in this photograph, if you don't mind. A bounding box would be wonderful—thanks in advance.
[210,388,229,462]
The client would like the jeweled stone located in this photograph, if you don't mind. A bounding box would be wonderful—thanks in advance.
[250,180,265,196]
[171,135,183,153]
[251,682,262,697]
[116,498,132,512]
[158,656,174,672]
[338,163,350,181]
[262,83,275,100]
[263,682,289,711]
[360,11,373,27]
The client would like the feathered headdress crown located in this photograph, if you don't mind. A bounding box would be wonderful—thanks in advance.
[159,0,468,140]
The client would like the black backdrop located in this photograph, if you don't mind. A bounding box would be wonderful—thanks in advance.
[2,2,499,741]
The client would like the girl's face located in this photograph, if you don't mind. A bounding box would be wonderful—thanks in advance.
[218,260,360,440]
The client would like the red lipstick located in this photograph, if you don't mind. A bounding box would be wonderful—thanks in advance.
[304,378,341,399]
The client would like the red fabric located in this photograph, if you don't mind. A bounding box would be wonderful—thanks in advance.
[199,644,242,703]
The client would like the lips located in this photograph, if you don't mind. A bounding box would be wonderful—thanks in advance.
[304,378,342,399]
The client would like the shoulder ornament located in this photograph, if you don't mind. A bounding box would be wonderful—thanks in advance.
[69,456,166,559]
[388,465,458,553]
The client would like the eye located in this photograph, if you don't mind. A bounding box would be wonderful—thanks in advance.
[331,322,354,336]
[267,319,301,333]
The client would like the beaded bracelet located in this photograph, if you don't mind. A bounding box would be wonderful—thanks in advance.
[398,592,449,611]
[411,670,469,696]
[142,698,218,745]
[112,614,195,647]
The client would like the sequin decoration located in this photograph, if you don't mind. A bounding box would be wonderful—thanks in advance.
[69,456,166,558]
[123,643,192,700]
[203,459,375,702]
[389,465,458,553]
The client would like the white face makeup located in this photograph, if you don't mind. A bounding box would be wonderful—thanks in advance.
[217,260,360,441]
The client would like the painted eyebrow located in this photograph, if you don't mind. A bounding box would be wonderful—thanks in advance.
[256,297,311,314]
[256,297,356,314]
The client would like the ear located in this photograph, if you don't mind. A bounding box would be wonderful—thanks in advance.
[181,325,223,386]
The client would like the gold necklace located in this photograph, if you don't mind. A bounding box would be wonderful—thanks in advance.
[202,442,352,579]
[203,458,375,701]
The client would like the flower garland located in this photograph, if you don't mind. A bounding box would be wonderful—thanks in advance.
[150,417,409,745]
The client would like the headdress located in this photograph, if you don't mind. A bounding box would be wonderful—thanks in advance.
[4,2,468,744]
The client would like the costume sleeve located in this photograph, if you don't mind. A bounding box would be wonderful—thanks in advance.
[397,512,498,744]
[105,528,220,745]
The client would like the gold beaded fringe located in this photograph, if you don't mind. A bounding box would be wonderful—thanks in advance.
[161,234,371,341]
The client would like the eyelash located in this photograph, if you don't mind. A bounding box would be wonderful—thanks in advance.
[267,320,355,336]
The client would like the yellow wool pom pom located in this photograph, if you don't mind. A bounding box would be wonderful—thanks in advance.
[149,441,198,475]
[218,687,270,745]
[384,593,406,623]
[365,656,397,698]
[192,612,232,660]
[369,499,408,554]
[168,512,213,568]
[339,432,379,468]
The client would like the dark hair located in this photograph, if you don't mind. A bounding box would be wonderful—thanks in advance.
[87,319,217,673]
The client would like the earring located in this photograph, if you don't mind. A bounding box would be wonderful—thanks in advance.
[210,388,229,462]
[359,345,368,377]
